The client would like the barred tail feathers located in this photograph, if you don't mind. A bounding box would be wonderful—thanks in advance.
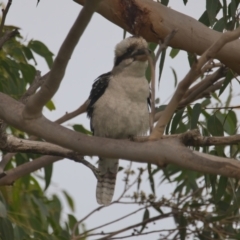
[96,158,118,206]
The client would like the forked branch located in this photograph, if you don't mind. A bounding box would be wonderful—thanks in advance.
[149,27,240,140]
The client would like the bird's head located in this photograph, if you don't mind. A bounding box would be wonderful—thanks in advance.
[113,36,150,69]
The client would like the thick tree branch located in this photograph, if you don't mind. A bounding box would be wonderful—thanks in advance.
[75,0,240,74]
[23,0,102,118]
[178,129,240,147]
[0,155,62,185]
[149,27,240,140]
[1,93,240,184]
[0,134,97,184]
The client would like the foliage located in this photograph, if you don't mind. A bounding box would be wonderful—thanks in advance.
[0,25,86,240]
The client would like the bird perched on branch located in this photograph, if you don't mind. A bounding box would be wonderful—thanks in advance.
[87,36,150,206]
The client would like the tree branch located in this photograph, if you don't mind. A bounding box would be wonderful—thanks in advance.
[0,0,12,36]
[75,0,240,74]
[0,134,97,185]
[149,26,240,140]
[55,99,89,124]
[97,212,173,240]
[178,67,226,109]
[1,93,240,183]
[23,0,102,118]
[178,129,240,147]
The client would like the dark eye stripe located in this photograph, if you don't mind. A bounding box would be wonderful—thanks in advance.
[114,45,138,67]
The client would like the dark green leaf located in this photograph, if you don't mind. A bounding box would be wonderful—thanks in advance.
[169,48,180,58]
[171,109,184,134]
[191,103,201,129]
[0,218,14,240]
[183,0,188,5]
[73,124,92,135]
[22,46,37,64]
[139,209,150,233]
[219,70,234,96]
[147,164,155,194]
[213,17,226,32]
[199,10,210,26]
[161,0,169,6]
[19,63,36,83]
[44,163,53,191]
[170,67,178,87]
[207,115,224,136]
[215,176,228,202]
[148,42,158,52]
[68,214,79,234]
[28,40,54,69]
[206,0,220,26]
[229,0,237,19]
[63,191,75,212]
[158,49,166,84]
[0,201,7,218]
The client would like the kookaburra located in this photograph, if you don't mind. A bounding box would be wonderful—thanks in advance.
[87,36,150,206]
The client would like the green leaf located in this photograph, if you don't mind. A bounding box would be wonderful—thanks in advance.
[158,49,166,84]
[199,10,210,26]
[0,218,14,240]
[215,176,228,202]
[171,109,184,134]
[206,0,220,26]
[169,48,180,58]
[191,103,201,129]
[148,42,158,52]
[45,100,56,111]
[213,17,226,32]
[229,0,237,19]
[219,70,234,97]
[19,63,36,83]
[147,164,155,194]
[73,124,92,135]
[0,201,7,218]
[170,67,178,88]
[139,209,150,233]
[68,214,79,234]
[161,0,169,6]
[44,163,53,191]
[183,0,188,5]
[63,190,75,212]
[28,40,54,69]
[22,46,37,64]
[207,115,224,136]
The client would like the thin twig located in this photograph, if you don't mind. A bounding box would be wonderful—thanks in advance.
[55,100,89,124]
[97,212,173,240]
[74,205,149,239]
[149,30,178,132]
[0,0,12,36]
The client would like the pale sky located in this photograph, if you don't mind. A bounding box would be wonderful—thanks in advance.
[5,0,216,239]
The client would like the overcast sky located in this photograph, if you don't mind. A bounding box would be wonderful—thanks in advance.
[5,0,213,238]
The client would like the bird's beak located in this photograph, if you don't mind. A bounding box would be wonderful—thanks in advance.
[131,48,150,62]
